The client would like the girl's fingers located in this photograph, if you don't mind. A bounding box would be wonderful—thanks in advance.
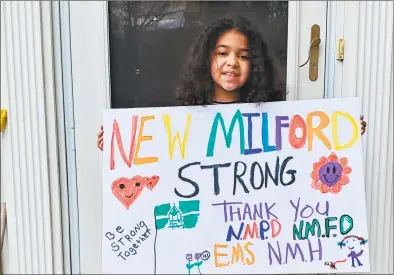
[98,140,104,151]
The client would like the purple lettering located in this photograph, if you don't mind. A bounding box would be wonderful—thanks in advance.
[290,197,300,222]
[285,242,305,264]
[265,202,278,220]
[308,238,323,261]
[212,200,243,223]
[275,116,289,150]
[316,201,329,216]
[242,113,262,155]
[300,205,314,219]
[243,203,252,220]
[267,241,282,265]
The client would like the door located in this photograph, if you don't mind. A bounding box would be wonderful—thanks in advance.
[67,1,328,273]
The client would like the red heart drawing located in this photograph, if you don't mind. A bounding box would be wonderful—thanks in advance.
[143,175,160,190]
[111,175,160,209]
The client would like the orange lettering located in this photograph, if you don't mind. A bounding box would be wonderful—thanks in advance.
[214,244,229,267]
[110,117,138,170]
[231,243,245,264]
[244,242,255,265]
[134,116,158,165]
[288,115,307,149]
[306,111,332,151]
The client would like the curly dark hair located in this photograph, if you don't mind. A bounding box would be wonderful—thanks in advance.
[175,16,276,106]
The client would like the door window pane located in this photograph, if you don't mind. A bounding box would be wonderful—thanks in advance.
[108,1,288,108]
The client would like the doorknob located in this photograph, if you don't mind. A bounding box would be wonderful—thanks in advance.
[299,24,321,81]
[309,24,320,81]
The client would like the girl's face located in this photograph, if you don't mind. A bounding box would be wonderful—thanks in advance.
[346,237,363,252]
[210,29,250,96]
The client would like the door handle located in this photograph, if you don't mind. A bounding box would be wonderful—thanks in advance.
[299,24,321,81]
[309,24,320,81]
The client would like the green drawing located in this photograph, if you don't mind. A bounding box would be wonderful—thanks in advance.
[169,204,184,229]
[154,200,200,230]
[185,251,211,274]
[154,203,171,230]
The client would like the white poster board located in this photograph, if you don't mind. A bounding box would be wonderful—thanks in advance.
[102,98,370,274]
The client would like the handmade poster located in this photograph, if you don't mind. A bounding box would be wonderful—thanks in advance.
[102,97,370,274]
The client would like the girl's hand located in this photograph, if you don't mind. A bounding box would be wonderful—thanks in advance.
[360,115,367,135]
[97,125,104,151]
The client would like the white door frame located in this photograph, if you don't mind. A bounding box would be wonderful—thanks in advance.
[67,1,328,273]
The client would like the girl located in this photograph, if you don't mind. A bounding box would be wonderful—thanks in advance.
[97,16,367,150]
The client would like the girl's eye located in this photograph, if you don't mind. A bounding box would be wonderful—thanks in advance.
[217,52,227,56]
[239,55,249,60]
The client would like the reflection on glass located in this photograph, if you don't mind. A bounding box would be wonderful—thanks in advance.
[108,1,288,108]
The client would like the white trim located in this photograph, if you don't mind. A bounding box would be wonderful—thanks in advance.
[285,1,300,100]
[51,1,73,273]
[0,1,64,273]
[68,1,111,273]
[326,1,393,273]
[324,1,345,98]
[40,2,65,273]
[58,2,81,273]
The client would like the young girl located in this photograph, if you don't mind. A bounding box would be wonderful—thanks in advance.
[97,16,367,150]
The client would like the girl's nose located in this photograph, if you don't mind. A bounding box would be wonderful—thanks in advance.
[226,53,238,67]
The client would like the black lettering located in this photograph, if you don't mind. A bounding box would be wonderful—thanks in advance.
[130,247,137,255]
[111,242,120,251]
[233,161,249,195]
[250,161,264,190]
[133,243,139,249]
[265,157,279,187]
[124,235,132,242]
[200,162,231,195]
[280,156,296,186]
[118,252,126,260]
[105,232,115,241]
[142,229,151,238]
[134,224,140,232]
[117,237,125,245]
[139,221,147,228]
[175,162,201,198]
[116,226,124,234]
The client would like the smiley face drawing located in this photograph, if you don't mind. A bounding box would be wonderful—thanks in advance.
[319,161,343,187]
[338,235,368,268]
[111,175,160,209]
[311,152,352,194]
